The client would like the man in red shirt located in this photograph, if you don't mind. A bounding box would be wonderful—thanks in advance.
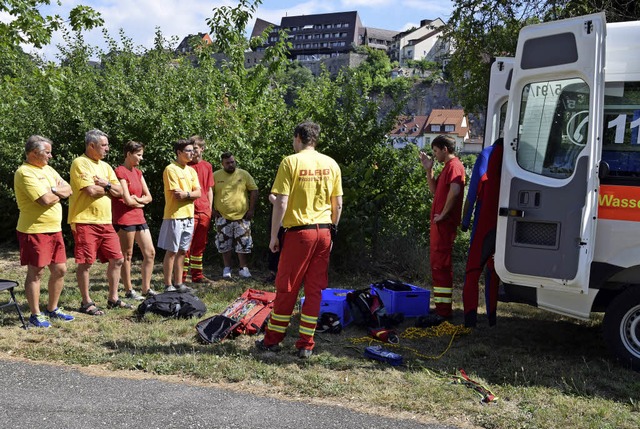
[182,135,215,284]
[420,135,466,318]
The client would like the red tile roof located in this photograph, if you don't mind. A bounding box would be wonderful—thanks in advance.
[425,109,468,138]
[388,115,429,137]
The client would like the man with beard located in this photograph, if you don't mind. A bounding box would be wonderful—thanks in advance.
[212,152,258,279]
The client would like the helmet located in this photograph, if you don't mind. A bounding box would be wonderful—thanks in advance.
[316,312,342,334]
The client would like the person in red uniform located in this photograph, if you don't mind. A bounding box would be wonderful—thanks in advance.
[257,121,343,359]
[420,135,466,318]
[182,135,215,284]
[462,139,503,327]
[112,140,157,300]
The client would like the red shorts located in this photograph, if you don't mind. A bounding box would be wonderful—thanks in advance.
[72,224,123,264]
[17,231,67,268]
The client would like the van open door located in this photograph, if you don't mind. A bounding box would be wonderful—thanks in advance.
[495,13,606,294]
[484,57,513,147]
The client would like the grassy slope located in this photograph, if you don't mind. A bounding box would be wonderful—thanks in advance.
[0,247,638,429]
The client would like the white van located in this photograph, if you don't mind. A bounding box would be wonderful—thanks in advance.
[487,13,640,369]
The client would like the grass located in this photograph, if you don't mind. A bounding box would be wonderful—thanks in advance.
[0,244,638,429]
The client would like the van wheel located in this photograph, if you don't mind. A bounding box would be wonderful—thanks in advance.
[603,286,640,371]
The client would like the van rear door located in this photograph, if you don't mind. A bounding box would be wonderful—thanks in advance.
[484,57,513,147]
[494,13,606,293]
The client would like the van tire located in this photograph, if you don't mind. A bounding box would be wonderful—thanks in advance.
[603,286,640,371]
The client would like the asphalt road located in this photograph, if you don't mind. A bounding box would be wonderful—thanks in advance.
[0,359,458,429]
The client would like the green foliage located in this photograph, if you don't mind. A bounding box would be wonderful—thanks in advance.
[445,0,640,113]
[445,0,541,113]
[0,0,103,49]
[0,0,439,277]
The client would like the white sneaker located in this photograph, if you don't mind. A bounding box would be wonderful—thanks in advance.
[222,267,232,279]
[239,267,251,278]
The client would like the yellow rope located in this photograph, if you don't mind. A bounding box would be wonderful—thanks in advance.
[349,321,472,360]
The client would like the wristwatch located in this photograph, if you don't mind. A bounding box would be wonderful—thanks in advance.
[104,183,112,192]
[51,187,57,195]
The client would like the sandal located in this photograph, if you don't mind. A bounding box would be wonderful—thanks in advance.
[107,299,133,309]
[79,302,105,316]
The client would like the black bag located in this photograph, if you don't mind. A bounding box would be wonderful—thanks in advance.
[371,279,413,292]
[347,288,388,328]
[195,288,277,344]
[137,291,206,319]
[347,288,404,329]
[196,315,237,343]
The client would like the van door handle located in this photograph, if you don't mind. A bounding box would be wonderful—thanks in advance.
[499,207,525,217]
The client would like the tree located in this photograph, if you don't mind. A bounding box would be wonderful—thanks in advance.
[445,0,640,113]
[0,1,102,49]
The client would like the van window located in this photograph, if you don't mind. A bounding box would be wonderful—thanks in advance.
[516,78,589,179]
[601,81,640,183]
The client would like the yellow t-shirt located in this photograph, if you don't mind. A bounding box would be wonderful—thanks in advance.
[14,163,63,233]
[271,150,342,228]
[68,154,118,225]
[213,168,258,221]
[163,161,200,219]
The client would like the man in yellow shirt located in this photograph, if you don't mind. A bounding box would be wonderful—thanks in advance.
[213,152,258,279]
[68,129,126,315]
[14,135,74,328]
[257,122,343,358]
[157,139,201,292]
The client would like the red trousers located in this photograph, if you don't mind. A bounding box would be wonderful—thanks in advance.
[183,212,211,282]
[463,249,499,327]
[263,227,331,351]
[430,220,458,318]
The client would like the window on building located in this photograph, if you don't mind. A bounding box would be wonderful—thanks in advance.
[325,24,332,29]
[343,23,349,28]
[444,125,455,132]
[430,125,441,132]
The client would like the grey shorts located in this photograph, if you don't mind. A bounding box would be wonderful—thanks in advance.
[157,218,194,253]
[215,217,253,254]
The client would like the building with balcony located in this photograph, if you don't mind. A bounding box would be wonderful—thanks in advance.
[251,11,363,62]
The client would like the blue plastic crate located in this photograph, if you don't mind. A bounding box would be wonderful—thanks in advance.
[371,281,430,317]
[301,288,353,327]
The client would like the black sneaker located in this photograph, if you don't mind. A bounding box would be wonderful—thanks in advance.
[255,339,281,352]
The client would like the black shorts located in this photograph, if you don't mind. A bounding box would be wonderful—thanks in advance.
[114,223,149,232]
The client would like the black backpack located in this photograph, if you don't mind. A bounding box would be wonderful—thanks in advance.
[137,291,206,319]
[347,288,404,329]
[347,288,387,328]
